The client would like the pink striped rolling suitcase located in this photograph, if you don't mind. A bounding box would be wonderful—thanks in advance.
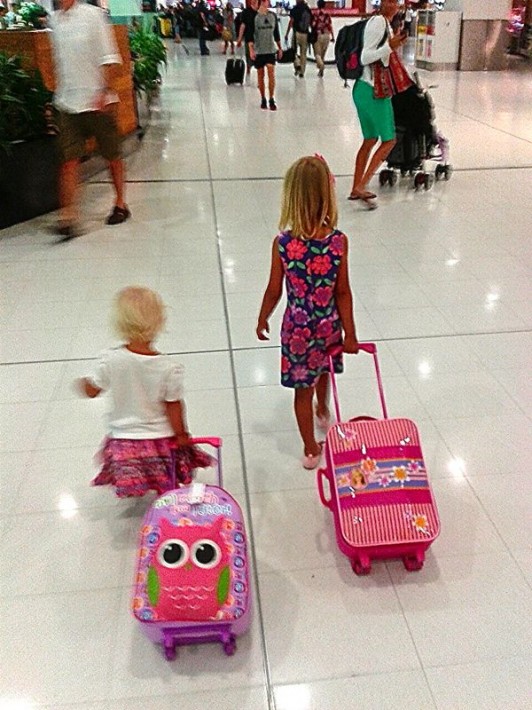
[132,437,252,660]
[317,343,440,575]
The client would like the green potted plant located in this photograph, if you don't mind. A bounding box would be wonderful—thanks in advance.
[129,26,167,103]
[19,1,48,29]
[0,52,59,230]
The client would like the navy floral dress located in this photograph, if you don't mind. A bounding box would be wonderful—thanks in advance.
[278,229,345,389]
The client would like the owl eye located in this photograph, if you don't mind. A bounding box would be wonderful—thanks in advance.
[157,539,189,568]
[191,539,222,569]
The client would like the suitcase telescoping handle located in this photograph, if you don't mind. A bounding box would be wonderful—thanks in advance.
[171,437,223,488]
[328,342,388,422]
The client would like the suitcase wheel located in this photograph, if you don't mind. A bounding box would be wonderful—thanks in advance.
[222,633,237,656]
[163,638,177,661]
[403,552,424,572]
[352,556,371,576]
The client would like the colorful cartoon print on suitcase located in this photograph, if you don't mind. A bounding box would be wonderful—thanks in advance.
[327,418,439,552]
[134,487,250,626]
[147,516,231,622]
[318,344,440,576]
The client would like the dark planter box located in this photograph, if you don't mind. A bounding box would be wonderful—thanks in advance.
[0,136,60,230]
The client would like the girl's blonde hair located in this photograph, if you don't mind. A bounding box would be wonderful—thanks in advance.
[279,155,338,239]
[112,286,166,343]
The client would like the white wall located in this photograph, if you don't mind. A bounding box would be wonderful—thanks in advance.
[444,0,511,20]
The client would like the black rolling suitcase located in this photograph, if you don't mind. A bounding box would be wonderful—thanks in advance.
[225,57,245,85]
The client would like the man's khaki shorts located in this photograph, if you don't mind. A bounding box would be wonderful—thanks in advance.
[57,109,122,162]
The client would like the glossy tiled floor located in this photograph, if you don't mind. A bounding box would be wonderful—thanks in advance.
[1,40,531,710]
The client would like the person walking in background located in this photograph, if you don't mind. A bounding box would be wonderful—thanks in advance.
[197,0,211,56]
[78,287,211,497]
[249,0,282,111]
[313,0,334,78]
[349,0,406,208]
[256,155,359,470]
[236,0,258,78]
[49,0,130,241]
[285,0,312,78]
[222,2,236,55]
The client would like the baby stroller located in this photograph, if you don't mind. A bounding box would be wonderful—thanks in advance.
[379,73,452,191]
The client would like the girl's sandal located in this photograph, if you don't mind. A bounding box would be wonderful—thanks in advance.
[302,443,324,470]
[348,191,377,201]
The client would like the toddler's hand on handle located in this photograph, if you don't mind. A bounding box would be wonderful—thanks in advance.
[256,319,270,341]
[175,431,192,447]
[343,335,360,354]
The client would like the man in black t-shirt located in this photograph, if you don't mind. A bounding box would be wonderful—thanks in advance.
[237,0,259,76]
[285,0,312,77]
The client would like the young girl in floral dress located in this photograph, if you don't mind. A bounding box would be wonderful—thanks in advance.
[78,286,210,497]
[256,155,359,469]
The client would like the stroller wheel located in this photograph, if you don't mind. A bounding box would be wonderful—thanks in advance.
[435,164,445,181]
[424,174,434,191]
[444,165,453,181]
[413,172,425,191]
[379,170,391,186]
[389,171,398,187]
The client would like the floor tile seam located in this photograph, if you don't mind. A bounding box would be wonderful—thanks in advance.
[487,367,532,419]
[0,583,132,602]
[254,549,523,579]
[459,475,532,589]
[507,550,532,592]
[270,664,433,690]
[1,502,123,519]
[421,650,532,671]
[0,348,233,366]
[383,562,439,708]
[199,82,276,710]
[84,164,532,186]
[441,109,532,146]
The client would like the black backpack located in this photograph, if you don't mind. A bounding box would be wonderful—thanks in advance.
[335,19,386,86]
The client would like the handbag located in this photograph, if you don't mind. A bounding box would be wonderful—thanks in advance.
[221,27,232,42]
[373,50,413,99]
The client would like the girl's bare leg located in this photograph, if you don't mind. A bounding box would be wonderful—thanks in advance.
[315,373,330,419]
[294,387,320,456]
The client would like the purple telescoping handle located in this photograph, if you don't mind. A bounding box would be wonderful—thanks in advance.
[328,342,389,422]
[170,437,223,488]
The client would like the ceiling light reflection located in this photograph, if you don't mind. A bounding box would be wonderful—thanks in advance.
[275,684,311,710]
[57,493,79,519]
[447,457,466,477]
[417,360,432,378]
[445,258,459,267]
[0,698,38,710]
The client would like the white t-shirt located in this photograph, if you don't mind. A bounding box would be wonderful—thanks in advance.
[360,15,392,87]
[87,347,184,440]
[49,2,121,114]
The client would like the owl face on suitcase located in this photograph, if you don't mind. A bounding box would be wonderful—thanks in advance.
[147,516,230,622]
[133,487,250,624]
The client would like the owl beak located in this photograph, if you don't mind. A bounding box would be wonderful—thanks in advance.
[185,562,193,571]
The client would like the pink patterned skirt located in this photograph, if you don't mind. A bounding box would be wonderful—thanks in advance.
[92,437,213,498]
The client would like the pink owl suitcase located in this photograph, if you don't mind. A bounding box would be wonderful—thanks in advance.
[317,343,440,575]
[132,437,252,660]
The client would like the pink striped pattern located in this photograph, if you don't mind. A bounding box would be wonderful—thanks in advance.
[340,503,439,546]
[327,418,420,455]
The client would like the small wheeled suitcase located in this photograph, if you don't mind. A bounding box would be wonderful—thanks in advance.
[132,437,252,660]
[225,57,245,85]
[317,343,440,575]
